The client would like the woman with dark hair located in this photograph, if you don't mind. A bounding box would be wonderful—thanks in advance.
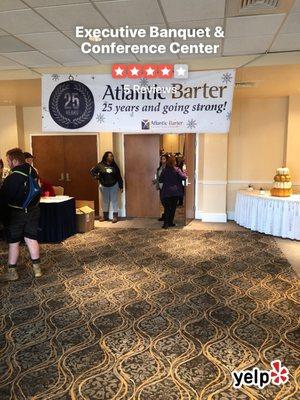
[91,152,123,223]
[159,155,187,229]
[153,154,168,221]
[175,153,186,207]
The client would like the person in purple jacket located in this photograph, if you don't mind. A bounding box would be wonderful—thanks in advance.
[159,155,187,229]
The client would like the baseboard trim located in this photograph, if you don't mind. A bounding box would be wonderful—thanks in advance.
[201,212,227,223]
[195,210,202,220]
[227,211,235,220]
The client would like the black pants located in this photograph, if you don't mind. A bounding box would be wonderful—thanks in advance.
[163,196,178,226]
[160,190,165,219]
[5,206,40,243]
[178,186,185,206]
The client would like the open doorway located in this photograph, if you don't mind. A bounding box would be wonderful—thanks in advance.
[124,133,196,225]
[160,133,196,225]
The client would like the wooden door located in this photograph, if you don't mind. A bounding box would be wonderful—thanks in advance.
[184,133,196,225]
[32,136,65,186]
[32,135,99,214]
[124,135,160,217]
[63,135,99,214]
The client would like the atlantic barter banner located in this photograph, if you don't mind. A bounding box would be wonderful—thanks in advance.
[42,69,235,133]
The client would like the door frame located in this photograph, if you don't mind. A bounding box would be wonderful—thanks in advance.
[194,133,199,220]
[30,133,100,211]
[121,132,199,220]
[30,132,199,220]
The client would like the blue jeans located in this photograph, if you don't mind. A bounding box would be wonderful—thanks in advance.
[100,183,119,212]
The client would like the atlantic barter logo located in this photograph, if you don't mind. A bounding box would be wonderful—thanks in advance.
[141,120,150,130]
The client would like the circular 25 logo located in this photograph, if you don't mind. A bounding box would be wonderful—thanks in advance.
[49,80,95,129]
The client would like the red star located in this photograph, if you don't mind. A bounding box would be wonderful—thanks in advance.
[127,64,142,79]
[158,64,173,79]
[142,64,158,78]
[112,64,127,79]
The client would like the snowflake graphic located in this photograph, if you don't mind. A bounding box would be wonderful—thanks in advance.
[226,111,232,120]
[222,72,232,84]
[186,119,197,130]
[96,113,105,123]
[139,78,149,87]
[51,74,59,82]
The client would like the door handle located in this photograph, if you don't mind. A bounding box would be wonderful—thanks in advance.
[58,172,64,181]
[66,173,71,182]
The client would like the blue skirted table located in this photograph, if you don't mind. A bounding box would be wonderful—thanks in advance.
[38,197,76,243]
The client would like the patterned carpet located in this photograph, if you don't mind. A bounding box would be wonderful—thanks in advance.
[0,229,299,400]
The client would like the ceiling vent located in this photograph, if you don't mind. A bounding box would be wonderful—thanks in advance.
[241,0,279,11]
[226,0,295,16]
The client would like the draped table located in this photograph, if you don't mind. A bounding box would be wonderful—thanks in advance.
[235,190,300,240]
[38,196,76,243]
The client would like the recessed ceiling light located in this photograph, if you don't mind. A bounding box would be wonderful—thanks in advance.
[89,35,102,42]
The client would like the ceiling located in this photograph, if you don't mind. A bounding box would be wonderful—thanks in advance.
[0,0,299,80]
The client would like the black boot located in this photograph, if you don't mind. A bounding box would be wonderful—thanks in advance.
[99,212,109,222]
[112,212,118,223]
[158,213,164,221]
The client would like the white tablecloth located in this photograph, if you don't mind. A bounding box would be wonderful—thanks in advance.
[40,196,72,204]
[235,190,300,240]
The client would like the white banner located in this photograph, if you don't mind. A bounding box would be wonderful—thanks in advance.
[42,69,235,133]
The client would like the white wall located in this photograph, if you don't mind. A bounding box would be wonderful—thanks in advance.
[23,106,42,152]
[227,96,300,219]
[0,106,19,164]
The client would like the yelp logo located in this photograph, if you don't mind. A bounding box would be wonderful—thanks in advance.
[232,360,289,389]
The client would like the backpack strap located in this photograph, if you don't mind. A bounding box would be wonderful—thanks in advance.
[11,170,29,178]
[8,204,24,210]
[9,168,31,213]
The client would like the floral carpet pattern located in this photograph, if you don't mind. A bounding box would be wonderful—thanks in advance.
[0,229,299,400]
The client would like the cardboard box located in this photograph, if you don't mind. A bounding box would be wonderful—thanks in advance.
[76,206,95,233]
[76,200,95,210]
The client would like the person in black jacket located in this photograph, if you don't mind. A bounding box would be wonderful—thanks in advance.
[0,148,42,281]
[91,151,123,223]
[153,154,168,221]
[159,155,187,229]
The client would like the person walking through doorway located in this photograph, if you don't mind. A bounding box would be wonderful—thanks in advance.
[153,154,168,221]
[0,148,42,281]
[175,153,186,207]
[159,155,187,229]
[91,152,123,223]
